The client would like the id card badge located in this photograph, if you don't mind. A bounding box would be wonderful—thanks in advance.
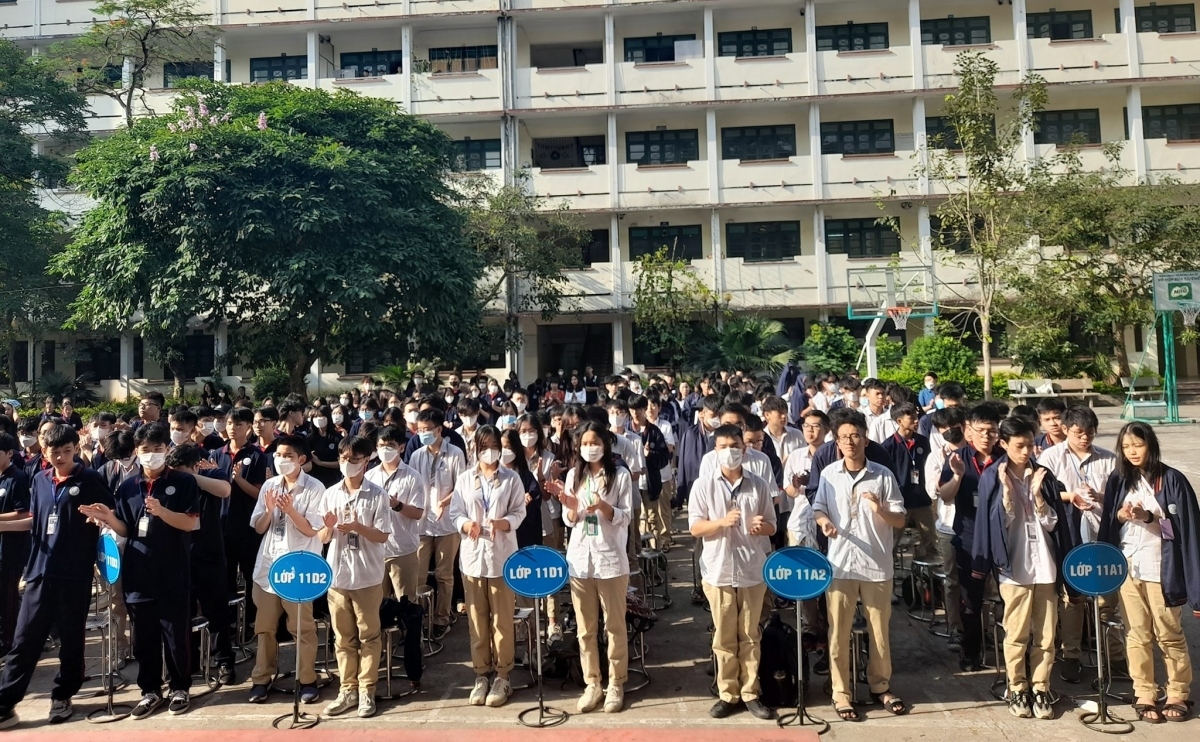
[46,513,58,536]
[272,515,286,541]
[1160,517,1175,541]
[911,467,921,485]
[585,514,599,537]
[138,516,150,538]
[973,493,979,508]
[347,532,360,551]
[1025,520,1039,542]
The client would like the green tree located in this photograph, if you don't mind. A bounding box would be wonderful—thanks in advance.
[801,323,859,375]
[899,324,980,376]
[875,335,906,370]
[53,82,483,396]
[689,315,797,375]
[51,0,216,128]
[632,246,717,372]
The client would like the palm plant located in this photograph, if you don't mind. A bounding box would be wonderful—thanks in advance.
[374,358,442,393]
[687,316,798,376]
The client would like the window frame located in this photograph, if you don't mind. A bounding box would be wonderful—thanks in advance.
[1143,103,1200,141]
[824,218,901,258]
[626,129,700,166]
[720,125,797,161]
[1034,109,1102,146]
[250,55,308,83]
[726,221,802,263]
[580,229,611,266]
[820,119,895,155]
[428,45,499,73]
[1121,3,1197,34]
[339,49,404,77]
[628,225,704,261]
[814,22,890,52]
[1027,10,1095,40]
[920,16,993,46]
[163,60,230,88]
[623,34,697,63]
[717,28,793,58]
[454,138,502,171]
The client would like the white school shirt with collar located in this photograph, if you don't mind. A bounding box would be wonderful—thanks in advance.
[411,441,467,538]
[250,471,327,594]
[323,478,392,591]
[782,444,817,515]
[1038,441,1115,543]
[652,417,676,481]
[458,424,479,467]
[926,444,955,536]
[766,426,804,469]
[998,467,1058,586]
[450,465,527,579]
[865,409,896,443]
[812,459,906,583]
[1120,476,1165,583]
[787,493,817,548]
[698,448,777,504]
[688,469,777,588]
[611,432,642,517]
[529,448,561,537]
[365,461,428,559]
[563,466,633,580]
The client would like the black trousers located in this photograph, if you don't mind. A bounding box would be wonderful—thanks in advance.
[224,526,263,632]
[191,552,233,667]
[128,597,192,695]
[956,545,986,662]
[0,576,93,709]
[0,567,21,654]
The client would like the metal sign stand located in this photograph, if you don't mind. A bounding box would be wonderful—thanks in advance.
[272,600,320,730]
[775,599,829,734]
[505,545,570,729]
[85,578,131,724]
[516,596,568,729]
[1078,594,1133,735]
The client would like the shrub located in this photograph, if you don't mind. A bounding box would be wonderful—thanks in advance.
[899,333,979,377]
[250,365,291,403]
[801,324,859,375]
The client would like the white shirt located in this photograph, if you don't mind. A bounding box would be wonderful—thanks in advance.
[450,466,527,579]
[612,432,642,517]
[528,449,560,537]
[1120,477,1164,583]
[766,426,804,468]
[564,466,633,580]
[365,462,428,559]
[868,414,898,444]
[699,447,775,493]
[688,469,777,587]
[782,445,816,513]
[412,442,467,537]
[813,459,905,583]
[652,417,676,480]
[998,468,1058,586]
[250,472,327,593]
[1038,442,1115,543]
[323,478,391,591]
[926,443,955,536]
[565,390,587,404]
[787,493,816,548]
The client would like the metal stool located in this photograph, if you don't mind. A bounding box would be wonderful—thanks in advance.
[189,617,220,697]
[928,570,951,638]
[638,549,671,611]
[229,596,254,664]
[981,596,1007,701]
[626,626,651,692]
[849,607,870,705]
[78,613,126,698]
[907,558,940,623]
[416,586,443,657]
[312,616,337,687]
[510,607,537,691]
[379,626,420,700]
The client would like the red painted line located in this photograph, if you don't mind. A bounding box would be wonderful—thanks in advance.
[5,728,818,742]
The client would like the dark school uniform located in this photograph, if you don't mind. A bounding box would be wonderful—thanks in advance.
[212,442,271,628]
[193,454,234,669]
[940,445,996,664]
[202,433,226,451]
[881,433,933,511]
[514,469,544,550]
[0,465,32,654]
[306,429,345,488]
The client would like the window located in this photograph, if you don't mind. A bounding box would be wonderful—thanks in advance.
[815,23,890,52]
[718,28,793,57]
[629,225,703,260]
[925,115,994,150]
[10,341,28,384]
[721,125,796,161]
[163,60,229,88]
[726,221,801,263]
[825,218,900,258]
[532,136,606,169]
[930,215,978,253]
[626,129,699,166]
[1027,10,1094,39]
[344,348,398,376]
[454,139,501,171]
[623,34,696,63]
[74,338,121,382]
[429,45,498,73]
[1121,3,1197,33]
[921,17,992,46]
[340,50,403,77]
[1143,104,1200,141]
[1035,109,1102,145]
[181,334,215,380]
[581,229,610,265]
[820,119,895,155]
[42,341,55,374]
[250,55,307,83]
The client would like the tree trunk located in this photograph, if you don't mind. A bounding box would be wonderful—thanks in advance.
[289,348,311,398]
[980,311,993,400]
[1112,323,1132,378]
[165,361,185,401]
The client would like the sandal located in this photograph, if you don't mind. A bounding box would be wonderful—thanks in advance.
[1132,704,1164,724]
[834,704,861,722]
[872,691,908,715]
[1162,700,1194,722]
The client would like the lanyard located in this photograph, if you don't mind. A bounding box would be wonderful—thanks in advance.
[1067,451,1097,491]
[719,477,741,509]
[477,472,496,515]
[971,449,991,476]
[893,434,918,466]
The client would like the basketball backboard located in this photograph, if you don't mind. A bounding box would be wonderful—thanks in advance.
[846,265,938,322]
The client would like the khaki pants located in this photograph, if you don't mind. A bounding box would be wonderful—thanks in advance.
[251,584,317,686]
[998,582,1057,693]
[328,584,384,694]
[1119,575,1193,701]
[937,532,963,633]
[384,552,422,601]
[571,576,629,687]
[703,582,768,703]
[418,533,461,626]
[542,529,563,625]
[894,505,938,561]
[827,578,892,707]
[641,493,669,550]
[1059,589,1124,661]
[658,479,675,544]
[463,575,516,676]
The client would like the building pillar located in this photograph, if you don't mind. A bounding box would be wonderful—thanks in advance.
[707,108,719,204]
[604,14,617,106]
[213,37,226,82]
[809,102,822,200]
[401,25,413,112]
[1127,85,1147,180]
[918,204,936,336]
[711,208,724,329]
[119,333,134,402]
[913,97,929,195]
[608,112,619,208]
[610,213,623,310]
[612,319,625,369]
[908,0,924,88]
[703,7,716,100]
[1119,0,1142,78]
[804,0,818,96]
[307,30,319,88]
[1012,0,1029,76]
[814,205,828,307]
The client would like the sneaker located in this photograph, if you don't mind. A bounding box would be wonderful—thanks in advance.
[0,707,17,730]
[1008,690,1032,719]
[813,649,830,676]
[709,699,738,718]
[745,698,774,720]
[168,691,190,716]
[131,694,164,721]
[960,655,984,673]
[218,664,237,685]
[948,631,963,651]
[469,675,490,706]
[47,699,72,725]
[577,683,604,713]
[300,685,320,704]
[1059,658,1081,684]
[1032,691,1054,720]
[323,691,358,717]
[547,624,564,645]
[603,685,624,714]
[357,694,376,718]
[485,677,512,708]
[431,624,450,641]
[248,684,269,703]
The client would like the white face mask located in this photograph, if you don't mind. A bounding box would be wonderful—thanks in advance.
[378,447,400,464]
[339,397,350,406]
[332,413,344,425]
[705,415,720,430]
[925,380,936,390]
[139,451,167,470]
[200,421,216,435]
[444,395,456,405]
[500,448,516,465]
[404,411,419,425]
[19,435,36,449]
[462,417,476,430]
[716,447,744,469]
[609,413,626,430]
[478,448,501,466]
[170,429,189,446]
[273,456,297,477]
[313,416,327,429]
[488,384,499,394]
[514,400,527,414]
[519,432,539,448]
[339,461,365,478]
[580,444,604,463]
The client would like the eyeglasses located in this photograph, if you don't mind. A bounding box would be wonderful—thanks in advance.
[970,426,999,438]
[801,424,825,432]
[836,434,864,444]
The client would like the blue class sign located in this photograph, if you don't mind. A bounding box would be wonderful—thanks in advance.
[96,532,121,586]
[763,546,834,601]
[1063,542,1129,597]
[268,550,334,603]
[503,545,569,599]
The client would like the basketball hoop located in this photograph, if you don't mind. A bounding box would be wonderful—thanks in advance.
[887,306,913,331]
[1180,300,1200,327]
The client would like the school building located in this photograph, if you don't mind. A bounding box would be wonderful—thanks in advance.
[5,0,1200,397]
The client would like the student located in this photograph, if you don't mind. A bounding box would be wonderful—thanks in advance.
[860,379,890,442]
[813,410,906,722]
[0,425,112,728]
[81,423,201,719]
[645,394,676,550]
[918,382,967,440]
[366,426,427,601]
[318,436,391,719]
[971,417,1073,720]
[1033,398,1067,453]
[1098,422,1200,724]
[881,403,936,560]
[926,407,967,647]
[37,396,57,425]
[216,407,272,633]
[247,435,326,704]
[783,411,827,546]
[19,419,52,481]
[762,396,803,471]
[451,425,526,708]
[500,429,543,552]
[0,434,32,658]
[674,394,722,508]
[135,392,164,429]
[557,421,633,714]
[804,408,893,502]
[253,406,281,456]
[456,398,483,466]
[81,413,116,468]
[276,401,306,437]
[919,372,939,413]
[412,409,467,637]
[1036,406,1122,684]
[628,395,670,551]
[689,424,777,720]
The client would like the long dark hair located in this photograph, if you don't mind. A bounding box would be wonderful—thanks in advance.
[515,413,545,453]
[500,429,531,476]
[1114,421,1163,484]
[571,421,616,495]
[474,424,502,461]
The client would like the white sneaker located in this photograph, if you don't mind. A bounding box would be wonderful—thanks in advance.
[603,685,624,714]
[577,683,603,713]
[468,675,490,706]
[323,690,359,717]
[47,699,72,725]
[485,676,511,708]
[357,694,377,718]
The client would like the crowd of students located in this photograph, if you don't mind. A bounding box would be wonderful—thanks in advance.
[0,366,1197,729]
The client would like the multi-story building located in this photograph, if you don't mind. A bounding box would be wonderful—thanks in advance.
[4,0,1199,397]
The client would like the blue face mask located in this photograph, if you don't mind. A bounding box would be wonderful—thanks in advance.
[498,415,517,429]
[360,410,374,420]
[418,431,437,446]
[934,399,946,410]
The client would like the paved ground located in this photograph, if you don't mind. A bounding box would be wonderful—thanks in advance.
[6,405,1200,740]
